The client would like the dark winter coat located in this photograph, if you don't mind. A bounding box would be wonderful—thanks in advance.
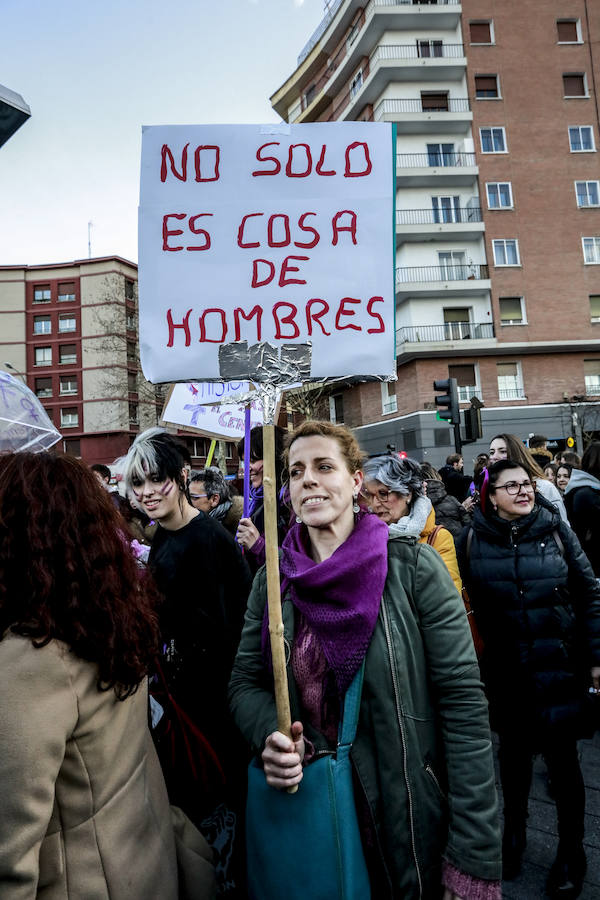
[425,479,471,540]
[457,504,600,739]
[438,464,472,502]
[564,468,600,575]
[230,537,501,897]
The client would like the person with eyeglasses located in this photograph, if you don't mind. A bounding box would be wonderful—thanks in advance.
[457,459,600,898]
[189,466,244,537]
[362,454,462,595]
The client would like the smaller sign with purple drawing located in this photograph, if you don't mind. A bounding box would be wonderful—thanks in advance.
[160,381,263,440]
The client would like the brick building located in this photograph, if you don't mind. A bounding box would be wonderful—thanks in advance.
[271,0,600,464]
[0,256,158,463]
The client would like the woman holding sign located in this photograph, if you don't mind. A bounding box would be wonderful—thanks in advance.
[229,421,501,899]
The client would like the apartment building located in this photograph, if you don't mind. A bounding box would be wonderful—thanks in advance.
[271,0,600,463]
[0,256,158,463]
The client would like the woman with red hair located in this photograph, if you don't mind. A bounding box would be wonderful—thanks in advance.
[0,452,214,899]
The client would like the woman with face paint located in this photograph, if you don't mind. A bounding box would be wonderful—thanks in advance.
[123,428,252,896]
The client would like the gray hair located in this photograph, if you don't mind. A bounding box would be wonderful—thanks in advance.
[362,455,424,498]
[190,466,231,501]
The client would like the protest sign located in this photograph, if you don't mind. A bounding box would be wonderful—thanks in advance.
[138,122,395,385]
[160,381,263,440]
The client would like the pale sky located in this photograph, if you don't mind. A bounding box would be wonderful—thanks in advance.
[0,0,325,266]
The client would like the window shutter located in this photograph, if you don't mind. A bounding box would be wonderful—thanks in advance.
[475,76,498,95]
[449,364,476,387]
[590,296,600,318]
[497,362,518,377]
[444,308,469,323]
[499,298,523,321]
[470,22,491,43]
[557,21,577,42]
[584,360,600,376]
[563,74,585,96]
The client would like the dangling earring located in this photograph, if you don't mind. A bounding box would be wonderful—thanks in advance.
[296,514,302,524]
[352,493,360,514]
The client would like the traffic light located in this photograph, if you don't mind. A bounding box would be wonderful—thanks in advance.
[433,378,460,425]
[464,405,483,442]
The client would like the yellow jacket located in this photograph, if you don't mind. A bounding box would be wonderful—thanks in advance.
[418,507,463,595]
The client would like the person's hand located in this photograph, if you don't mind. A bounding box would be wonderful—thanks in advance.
[591,666,600,691]
[236,517,260,550]
[262,722,305,790]
[462,496,475,512]
[442,890,464,900]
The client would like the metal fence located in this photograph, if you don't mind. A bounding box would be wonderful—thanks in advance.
[398,323,494,342]
[396,207,482,225]
[395,263,489,283]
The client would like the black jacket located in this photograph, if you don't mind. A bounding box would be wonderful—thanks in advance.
[564,469,600,575]
[457,504,600,738]
[438,465,472,502]
[425,479,471,540]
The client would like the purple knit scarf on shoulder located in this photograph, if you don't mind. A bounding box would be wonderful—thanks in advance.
[262,511,389,697]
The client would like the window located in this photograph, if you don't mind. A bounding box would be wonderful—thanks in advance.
[350,70,363,100]
[497,362,525,400]
[427,143,456,166]
[129,402,139,423]
[44,408,53,423]
[60,407,79,427]
[444,307,471,339]
[225,442,235,460]
[127,341,136,361]
[417,40,443,58]
[486,182,513,208]
[33,315,51,335]
[499,296,526,325]
[438,250,467,280]
[421,92,449,111]
[583,237,600,264]
[480,127,507,153]
[432,196,461,223]
[33,286,51,304]
[569,126,595,151]
[449,364,478,403]
[304,84,317,108]
[59,344,77,364]
[60,376,77,395]
[434,428,452,448]
[381,381,397,415]
[35,377,52,398]
[584,360,600,396]
[126,313,136,330]
[470,21,493,44]
[124,279,135,300]
[34,347,52,367]
[57,282,75,302]
[475,75,500,99]
[63,439,81,457]
[493,239,520,266]
[346,21,360,49]
[575,181,600,207]
[128,371,138,392]
[563,73,587,97]
[58,315,76,333]
[590,295,600,322]
[329,394,344,424]
[557,20,580,43]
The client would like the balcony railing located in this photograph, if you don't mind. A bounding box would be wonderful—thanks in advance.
[498,388,526,401]
[376,98,471,119]
[371,43,464,64]
[396,263,489,283]
[298,0,461,65]
[397,151,476,168]
[396,207,482,225]
[398,322,494,342]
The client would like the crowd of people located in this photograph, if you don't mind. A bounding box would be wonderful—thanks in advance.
[1,424,599,899]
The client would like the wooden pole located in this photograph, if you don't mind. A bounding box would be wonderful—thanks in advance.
[262,423,298,794]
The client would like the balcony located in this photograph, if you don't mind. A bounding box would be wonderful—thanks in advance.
[297,0,462,67]
[498,388,526,401]
[396,206,484,242]
[396,151,477,187]
[395,263,491,299]
[374,98,472,133]
[398,322,494,343]
[369,42,465,78]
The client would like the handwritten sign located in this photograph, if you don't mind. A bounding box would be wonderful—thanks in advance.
[0,371,62,453]
[161,381,264,440]
[138,123,395,384]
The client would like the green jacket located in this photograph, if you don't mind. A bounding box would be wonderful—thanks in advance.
[229,535,501,897]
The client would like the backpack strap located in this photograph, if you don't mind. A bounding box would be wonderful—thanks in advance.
[552,528,565,557]
[426,525,444,546]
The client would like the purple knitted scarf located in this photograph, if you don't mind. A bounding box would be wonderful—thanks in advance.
[262,511,389,697]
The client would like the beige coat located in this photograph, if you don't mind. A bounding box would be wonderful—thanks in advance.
[0,632,211,899]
